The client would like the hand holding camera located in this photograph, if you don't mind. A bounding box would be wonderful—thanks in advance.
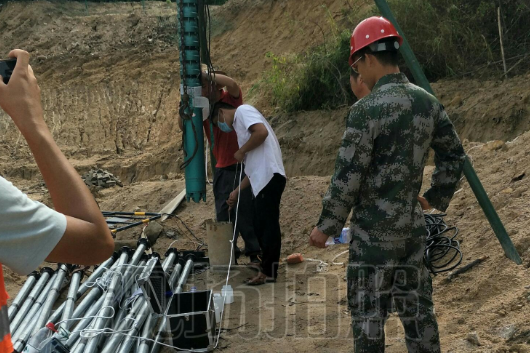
[0,49,46,136]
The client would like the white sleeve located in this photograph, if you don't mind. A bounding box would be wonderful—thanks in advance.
[236,105,266,130]
[0,177,67,275]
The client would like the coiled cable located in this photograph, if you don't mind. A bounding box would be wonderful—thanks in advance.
[424,213,463,274]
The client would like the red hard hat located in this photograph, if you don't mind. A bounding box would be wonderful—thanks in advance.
[349,16,403,66]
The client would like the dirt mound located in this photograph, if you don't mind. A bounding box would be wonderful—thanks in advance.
[434,75,530,143]
[1,0,529,182]
[0,0,354,182]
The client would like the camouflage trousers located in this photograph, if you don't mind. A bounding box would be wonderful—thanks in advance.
[347,235,441,353]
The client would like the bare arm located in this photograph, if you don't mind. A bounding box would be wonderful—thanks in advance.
[202,72,240,98]
[227,175,250,209]
[238,175,251,191]
[176,71,240,131]
[234,123,268,162]
[0,50,113,265]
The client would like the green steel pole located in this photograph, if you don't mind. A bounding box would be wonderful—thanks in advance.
[178,0,206,202]
[374,0,521,264]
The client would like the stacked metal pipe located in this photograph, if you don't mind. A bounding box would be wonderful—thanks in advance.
[12,270,60,351]
[150,254,196,353]
[7,271,39,322]
[48,253,118,325]
[101,248,180,353]
[7,242,201,353]
[9,267,53,335]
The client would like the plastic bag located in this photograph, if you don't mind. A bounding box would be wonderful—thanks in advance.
[23,323,69,353]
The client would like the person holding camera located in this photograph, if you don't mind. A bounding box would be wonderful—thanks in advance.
[0,50,114,351]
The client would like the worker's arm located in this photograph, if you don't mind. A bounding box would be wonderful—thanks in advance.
[423,105,466,211]
[177,71,241,131]
[202,72,240,98]
[227,175,250,209]
[310,106,373,248]
[234,123,268,162]
[0,50,113,266]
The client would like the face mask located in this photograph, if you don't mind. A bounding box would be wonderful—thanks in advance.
[218,121,233,133]
[217,112,233,133]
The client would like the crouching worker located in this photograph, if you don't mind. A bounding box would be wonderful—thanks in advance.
[213,102,286,285]
[0,50,113,351]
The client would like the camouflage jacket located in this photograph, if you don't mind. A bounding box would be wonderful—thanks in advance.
[317,73,465,241]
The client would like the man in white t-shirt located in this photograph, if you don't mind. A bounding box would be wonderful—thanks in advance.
[212,102,286,285]
[0,50,114,348]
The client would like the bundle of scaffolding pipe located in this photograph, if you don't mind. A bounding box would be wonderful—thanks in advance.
[6,240,200,353]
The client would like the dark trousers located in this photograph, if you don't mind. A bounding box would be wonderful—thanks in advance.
[347,236,440,353]
[254,173,286,279]
[213,164,260,256]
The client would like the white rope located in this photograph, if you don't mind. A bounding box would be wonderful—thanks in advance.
[331,249,349,266]
[215,162,243,349]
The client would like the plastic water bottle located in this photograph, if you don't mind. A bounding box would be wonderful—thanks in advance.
[213,293,225,323]
[221,285,234,304]
[23,323,54,353]
[340,228,351,243]
[325,228,350,246]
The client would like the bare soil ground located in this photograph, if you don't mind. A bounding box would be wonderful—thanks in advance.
[1,1,529,352]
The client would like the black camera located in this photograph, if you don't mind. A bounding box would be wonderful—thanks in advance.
[0,59,17,84]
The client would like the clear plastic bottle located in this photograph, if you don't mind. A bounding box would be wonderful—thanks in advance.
[340,228,351,243]
[23,323,69,353]
[221,285,234,304]
[213,293,224,323]
[325,228,350,246]
[23,324,54,353]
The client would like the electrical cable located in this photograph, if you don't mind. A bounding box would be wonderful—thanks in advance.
[162,213,206,250]
[423,213,463,274]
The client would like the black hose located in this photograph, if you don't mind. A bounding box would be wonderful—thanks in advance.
[424,213,463,274]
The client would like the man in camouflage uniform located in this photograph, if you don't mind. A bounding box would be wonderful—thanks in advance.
[309,17,466,353]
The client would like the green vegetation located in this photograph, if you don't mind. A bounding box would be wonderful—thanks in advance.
[251,4,369,112]
[254,0,530,112]
[387,0,530,79]
[257,30,355,112]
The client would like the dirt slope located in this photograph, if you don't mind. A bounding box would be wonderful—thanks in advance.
[1,0,529,179]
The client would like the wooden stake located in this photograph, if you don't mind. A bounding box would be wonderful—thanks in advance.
[160,189,187,221]
[498,6,507,78]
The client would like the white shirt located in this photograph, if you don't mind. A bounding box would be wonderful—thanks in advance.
[0,177,66,275]
[233,105,286,196]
